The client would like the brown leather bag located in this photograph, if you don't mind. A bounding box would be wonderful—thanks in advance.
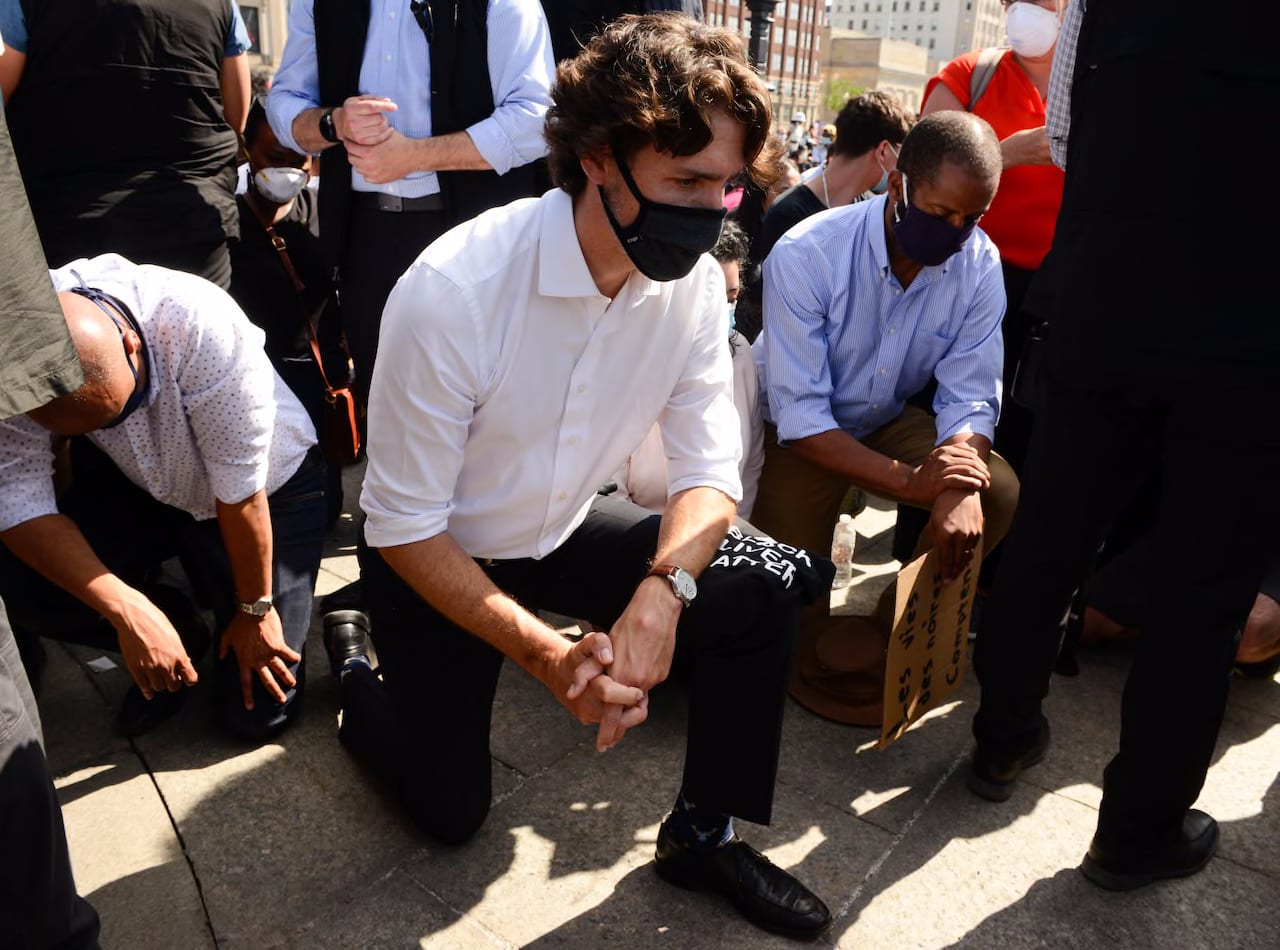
[264,222,361,466]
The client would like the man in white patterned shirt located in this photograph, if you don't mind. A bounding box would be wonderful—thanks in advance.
[0,254,328,741]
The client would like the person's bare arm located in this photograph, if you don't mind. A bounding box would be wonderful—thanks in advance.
[343,129,490,185]
[378,531,648,738]
[0,514,197,695]
[785,428,990,507]
[216,491,299,710]
[928,433,990,581]
[595,485,735,750]
[220,53,252,134]
[0,43,27,102]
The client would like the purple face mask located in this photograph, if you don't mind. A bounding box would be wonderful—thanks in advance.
[891,174,978,266]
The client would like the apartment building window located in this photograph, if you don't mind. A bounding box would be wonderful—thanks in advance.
[892,1,898,9]
[861,18,868,27]
[929,37,935,48]
[241,4,262,54]
[933,1,939,9]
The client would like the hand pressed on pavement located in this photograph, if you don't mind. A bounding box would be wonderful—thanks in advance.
[218,609,300,710]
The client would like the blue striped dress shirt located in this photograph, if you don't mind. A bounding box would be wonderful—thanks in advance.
[267,0,554,199]
[755,195,1006,448]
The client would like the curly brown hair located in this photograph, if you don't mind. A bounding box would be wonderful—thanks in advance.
[544,13,781,195]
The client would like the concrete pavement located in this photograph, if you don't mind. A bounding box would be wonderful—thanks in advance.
[40,463,1279,948]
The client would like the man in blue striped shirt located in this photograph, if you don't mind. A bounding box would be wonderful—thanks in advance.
[751,111,1021,727]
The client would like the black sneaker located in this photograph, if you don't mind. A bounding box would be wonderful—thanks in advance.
[967,716,1050,801]
[323,609,370,681]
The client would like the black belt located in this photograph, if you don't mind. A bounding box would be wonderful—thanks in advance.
[352,192,444,213]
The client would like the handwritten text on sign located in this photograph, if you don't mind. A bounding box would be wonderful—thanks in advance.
[879,539,982,749]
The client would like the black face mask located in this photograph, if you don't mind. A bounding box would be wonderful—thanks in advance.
[68,273,150,429]
[598,154,727,282]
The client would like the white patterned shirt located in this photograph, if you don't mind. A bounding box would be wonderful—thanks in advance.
[361,188,742,558]
[0,255,316,531]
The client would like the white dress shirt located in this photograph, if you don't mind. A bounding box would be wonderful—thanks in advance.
[361,188,743,559]
[0,255,316,532]
[616,329,764,518]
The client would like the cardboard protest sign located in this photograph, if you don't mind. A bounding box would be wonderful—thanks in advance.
[879,539,982,749]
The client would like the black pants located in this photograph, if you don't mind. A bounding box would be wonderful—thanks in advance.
[341,205,448,408]
[0,605,100,949]
[338,495,802,845]
[972,368,1280,843]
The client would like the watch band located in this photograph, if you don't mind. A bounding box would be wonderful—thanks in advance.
[645,564,696,607]
[236,596,275,617]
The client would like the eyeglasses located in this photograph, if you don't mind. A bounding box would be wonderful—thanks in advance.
[68,272,149,429]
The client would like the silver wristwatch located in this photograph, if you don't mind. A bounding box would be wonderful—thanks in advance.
[236,595,274,618]
[646,564,697,607]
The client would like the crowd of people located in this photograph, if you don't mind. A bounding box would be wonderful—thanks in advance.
[1,1,1277,947]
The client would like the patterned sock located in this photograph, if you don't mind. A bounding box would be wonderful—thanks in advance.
[666,792,734,850]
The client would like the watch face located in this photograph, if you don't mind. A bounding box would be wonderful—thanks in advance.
[672,569,697,604]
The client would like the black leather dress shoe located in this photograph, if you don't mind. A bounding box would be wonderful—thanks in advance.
[967,716,1050,802]
[1080,809,1219,891]
[323,609,371,681]
[654,819,831,940]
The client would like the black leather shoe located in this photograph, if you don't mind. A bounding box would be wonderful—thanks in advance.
[1081,809,1219,891]
[967,716,1050,801]
[323,609,371,681]
[116,685,187,738]
[654,819,831,940]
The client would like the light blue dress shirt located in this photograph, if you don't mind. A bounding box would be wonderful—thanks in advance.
[266,0,554,199]
[755,195,1006,448]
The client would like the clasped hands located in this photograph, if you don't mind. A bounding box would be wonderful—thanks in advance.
[906,442,990,582]
[333,95,416,184]
[549,578,681,754]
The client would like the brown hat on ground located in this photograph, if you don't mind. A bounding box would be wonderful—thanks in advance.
[788,615,889,727]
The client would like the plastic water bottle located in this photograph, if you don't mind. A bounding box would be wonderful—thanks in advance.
[831,513,856,589]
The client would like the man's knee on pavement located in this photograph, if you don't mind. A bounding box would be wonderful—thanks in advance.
[402,784,492,847]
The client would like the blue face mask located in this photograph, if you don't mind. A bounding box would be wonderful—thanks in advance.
[870,143,900,195]
[726,301,737,333]
[68,272,149,428]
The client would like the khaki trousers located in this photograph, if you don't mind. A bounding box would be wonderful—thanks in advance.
[749,407,1020,724]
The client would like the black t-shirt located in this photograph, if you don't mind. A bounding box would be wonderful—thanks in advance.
[755,184,829,270]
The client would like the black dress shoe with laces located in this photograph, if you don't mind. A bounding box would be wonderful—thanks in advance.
[967,716,1050,801]
[1080,809,1219,891]
[323,609,371,681]
[654,818,831,940]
